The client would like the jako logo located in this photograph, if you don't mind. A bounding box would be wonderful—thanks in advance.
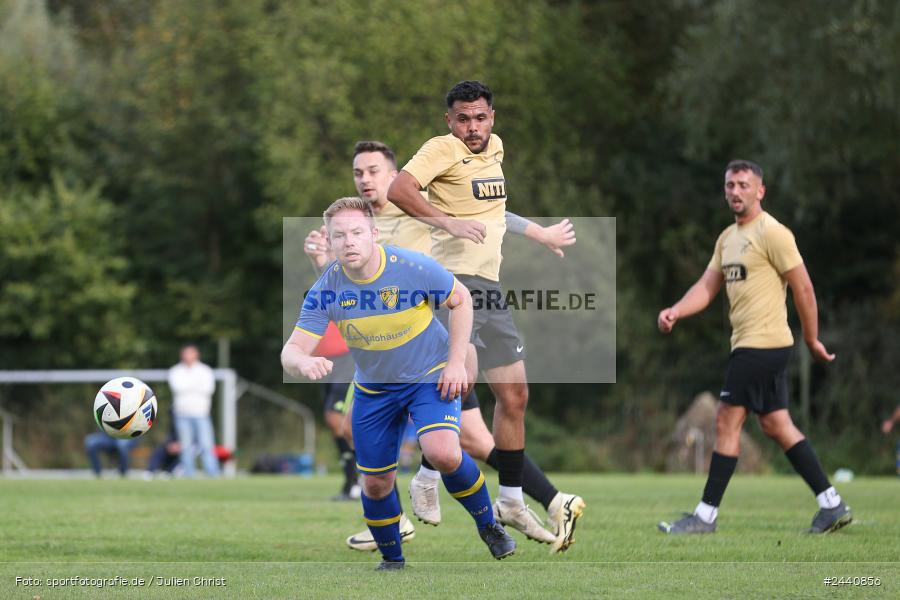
[471,177,506,201]
[339,291,358,308]
[471,505,489,516]
[444,415,459,423]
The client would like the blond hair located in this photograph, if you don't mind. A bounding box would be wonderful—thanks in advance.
[323,196,376,229]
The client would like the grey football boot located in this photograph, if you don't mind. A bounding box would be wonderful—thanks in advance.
[808,502,852,534]
[657,512,717,534]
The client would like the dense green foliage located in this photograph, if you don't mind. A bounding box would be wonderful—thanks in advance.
[0,475,898,598]
[1,0,897,470]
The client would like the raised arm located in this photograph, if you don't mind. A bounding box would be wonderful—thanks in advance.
[881,406,900,435]
[882,406,900,434]
[658,269,724,333]
[782,263,835,363]
[281,328,334,380]
[506,213,576,258]
[304,225,334,275]
[387,171,486,244]
[437,279,473,400]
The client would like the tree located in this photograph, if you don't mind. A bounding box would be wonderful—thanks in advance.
[0,177,138,368]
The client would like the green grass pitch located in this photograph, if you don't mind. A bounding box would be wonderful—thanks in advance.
[1,474,897,599]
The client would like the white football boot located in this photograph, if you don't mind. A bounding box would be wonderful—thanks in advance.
[493,496,556,544]
[409,472,442,525]
[546,492,586,553]
[345,513,416,552]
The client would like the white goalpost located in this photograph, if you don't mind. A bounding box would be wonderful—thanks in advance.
[0,369,237,476]
[0,368,311,481]
[0,369,317,478]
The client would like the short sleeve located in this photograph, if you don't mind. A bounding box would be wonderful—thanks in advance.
[707,229,727,272]
[295,277,331,339]
[417,253,456,307]
[402,136,458,188]
[766,223,804,274]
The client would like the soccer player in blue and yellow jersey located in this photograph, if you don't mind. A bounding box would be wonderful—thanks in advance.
[307,141,581,551]
[282,197,516,569]
[388,82,585,551]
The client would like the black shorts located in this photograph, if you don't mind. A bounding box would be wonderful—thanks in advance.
[439,274,525,371]
[461,388,480,411]
[322,354,355,414]
[720,346,792,415]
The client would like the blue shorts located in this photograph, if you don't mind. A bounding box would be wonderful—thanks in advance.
[402,418,417,444]
[352,379,461,475]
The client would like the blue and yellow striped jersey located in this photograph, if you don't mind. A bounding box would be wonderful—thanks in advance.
[296,245,457,386]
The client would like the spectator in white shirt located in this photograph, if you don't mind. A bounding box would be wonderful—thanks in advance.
[168,344,220,477]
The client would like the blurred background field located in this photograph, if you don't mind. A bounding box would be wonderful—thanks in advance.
[0,0,898,475]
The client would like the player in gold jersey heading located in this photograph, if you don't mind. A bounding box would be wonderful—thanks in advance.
[387,81,585,550]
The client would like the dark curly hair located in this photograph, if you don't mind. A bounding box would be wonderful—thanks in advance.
[445,80,493,108]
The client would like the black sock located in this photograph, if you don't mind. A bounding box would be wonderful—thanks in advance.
[701,452,738,507]
[335,437,356,494]
[487,448,558,509]
[523,454,559,510]
[785,439,831,495]
[343,450,357,493]
[495,448,525,488]
[420,455,435,471]
[485,448,500,471]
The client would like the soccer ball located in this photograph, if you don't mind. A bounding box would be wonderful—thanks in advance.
[93,377,158,439]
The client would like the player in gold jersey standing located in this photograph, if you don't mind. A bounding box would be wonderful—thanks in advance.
[387,81,585,550]
[656,160,851,534]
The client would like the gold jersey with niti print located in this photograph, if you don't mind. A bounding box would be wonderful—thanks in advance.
[708,211,804,350]
[374,193,432,254]
[402,133,507,281]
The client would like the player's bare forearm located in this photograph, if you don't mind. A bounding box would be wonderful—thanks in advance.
[784,265,818,344]
[305,248,327,275]
[304,226,332,275]
[281,329,333,380]
[516,216,576,258]
[659,269,723,332]
[280,342,308,379]
[675,270,723,317]
[439,281,473,400]
[388,171,486,243]
[784,264,835,362]
[443,281,472,396]
[882,407,900,434]
[387,171,450,227]
[445,281,473,367]
[795,287,819,344]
